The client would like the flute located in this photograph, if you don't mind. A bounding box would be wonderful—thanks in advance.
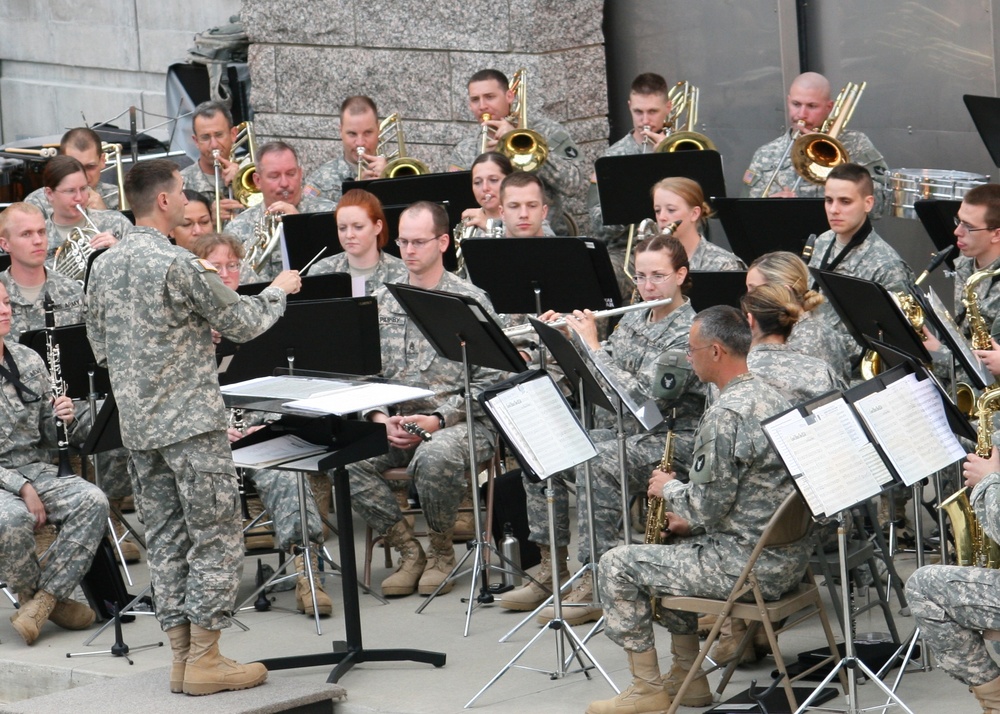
[502,297,673,338]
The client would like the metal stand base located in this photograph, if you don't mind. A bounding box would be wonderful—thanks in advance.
[67,602,162,664]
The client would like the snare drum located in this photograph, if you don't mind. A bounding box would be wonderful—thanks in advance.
[891,168,989,219]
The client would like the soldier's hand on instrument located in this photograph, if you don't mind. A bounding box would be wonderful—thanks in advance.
[648,468,675,498]
[217,154,239,185]
[19,483,46,529]
[973,339,1000,376]
[215,198,243,224]
[52,394,75,425]
[361,155,388,180]
[663,511,689,537]
[270,270,302,295]
[461,207,488,230]
[89,231,118,250]
[566,309,600,350]
[768,187,798,199]
[384,415,422,449]
[964,448,1000,489]
[268,201,298,216]
[490,118,516,142]
[642,128,667,146]
[227,427,244,443]
[86,187,108,211]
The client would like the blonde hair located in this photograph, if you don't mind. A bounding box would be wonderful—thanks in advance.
[749,251,824,312]
[650,176,713,228]
[741,283,803,339]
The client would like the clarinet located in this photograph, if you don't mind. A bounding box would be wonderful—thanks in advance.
[44,294,75,478]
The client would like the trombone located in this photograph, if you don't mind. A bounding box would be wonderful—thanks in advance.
[790,81,866,185]
[654,82,716,153]
[499,69,549,172]
[231,121,262,208]
[358,113,429,180]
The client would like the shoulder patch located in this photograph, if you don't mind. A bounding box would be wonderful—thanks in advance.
[194,258,218,273]
[743,169,758,186]
[564,146,579,158]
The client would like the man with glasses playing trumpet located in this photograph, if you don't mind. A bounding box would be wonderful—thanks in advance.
[305,95,387,203]
[226,141,335,281]
[180,101,244,227]
[742,72,890,215]
[24,127,121,216]
[449,68,585,237]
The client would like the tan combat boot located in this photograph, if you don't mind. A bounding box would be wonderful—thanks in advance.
[586,648,671,714]
[709,617,758,665]
[973,674,1000,713]
[10,589,56,645]
[183,624,267,695]
[697,613,717,638]
[500,544,569,611]
[49,598,96,630]
[294,548,333,617]
[381,519,426,596]
[418,528,457,595]
[109,499,141,563]
[662,633,713,707]
[452,493,476,542]
[166,623,191,693]
[537,569,602,626]
[243,494,274,550]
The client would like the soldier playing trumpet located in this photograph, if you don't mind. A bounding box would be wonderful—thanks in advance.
[305,95,387,203]
[180,101,244,227]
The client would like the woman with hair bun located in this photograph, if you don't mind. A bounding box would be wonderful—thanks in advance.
[747,250,849,381]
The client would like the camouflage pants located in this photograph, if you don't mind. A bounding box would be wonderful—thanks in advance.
[525,430,666,564]
[250,468,323,550]
[346,422,495,535]
[128,431,243,632]
[94,447,133,500]
[0,469,107,599]
[907,564,1000,686]
[598,542,740,652]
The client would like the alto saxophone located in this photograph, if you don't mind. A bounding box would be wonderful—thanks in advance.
[646,411,675,620]
[963,265,1000,351]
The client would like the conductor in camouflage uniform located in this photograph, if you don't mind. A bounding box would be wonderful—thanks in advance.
[587,306,807,714]
[226,141,336,282]
[86,159,302,696]
[0,281,109,647]
[742,72,890,216]
[908,447,1000,714]
[449,69,585,236]
[347,201,501,598]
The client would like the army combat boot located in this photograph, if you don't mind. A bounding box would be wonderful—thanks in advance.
[973,674,1000,713]
[586,648,671,714]
[418,528,457,595]
[166,623,191,693]
[294,548,333,616]
[10,589,56,645]
[183,625,267,695]
[662,633,713,707]
[500,544,569,611]
[380,518,427,596]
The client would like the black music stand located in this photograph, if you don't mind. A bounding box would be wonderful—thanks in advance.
[280,212,339,271]
[345,171,477,269]
[711,197,827,265]
[251,412,448,683]
[688,271,748,311]
[913,200,962,262]
[461,237,623,314]
[219,297,381,385]
[595,151,727,226]
[963,94,1000,167]
[810,269,932,365]
[385,283,527,636]
[237,272,352,300]
[84,248,109,292]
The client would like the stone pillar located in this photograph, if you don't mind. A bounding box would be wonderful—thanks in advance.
[241,0,608,220]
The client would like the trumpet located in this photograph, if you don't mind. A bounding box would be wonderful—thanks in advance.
[502,297,673,338]
[44,294,76,478]
[500,69,549,172]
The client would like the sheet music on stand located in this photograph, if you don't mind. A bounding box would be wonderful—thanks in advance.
[916,286,993,390]
[479,370,596,481]
[763,362,966,519]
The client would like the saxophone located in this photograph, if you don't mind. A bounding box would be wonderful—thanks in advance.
[963,266,1000,351]
[939,387,1000,568]
[646,411,675,620]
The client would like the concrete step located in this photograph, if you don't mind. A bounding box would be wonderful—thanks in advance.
[1,666,346,714]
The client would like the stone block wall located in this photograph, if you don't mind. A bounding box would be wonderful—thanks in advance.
[241,0,610,221]
[0,0,241,144]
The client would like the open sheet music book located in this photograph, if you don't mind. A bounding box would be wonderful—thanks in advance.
[762,363,967,518]
[479,370,597,481]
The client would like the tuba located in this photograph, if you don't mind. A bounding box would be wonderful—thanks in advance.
[231,121,263,208]
[499,69,549,172]
[939,387,1000,568]
[245,210,283,274]
[359,113,429,179]
[790,81,866,186]
[654,82,716,153]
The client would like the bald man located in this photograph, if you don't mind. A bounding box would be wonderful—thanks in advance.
[742,72,889,216]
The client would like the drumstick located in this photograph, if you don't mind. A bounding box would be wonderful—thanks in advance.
[299,247,328,276]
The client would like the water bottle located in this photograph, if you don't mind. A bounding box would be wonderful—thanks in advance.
[500,522,521,587]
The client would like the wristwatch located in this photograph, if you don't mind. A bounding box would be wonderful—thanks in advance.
[434,413,446,430]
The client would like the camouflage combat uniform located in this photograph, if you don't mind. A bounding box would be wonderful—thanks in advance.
[44,209,132,266]
[742,128,890,217]
[598,372,806,651]
[180,161,221,198]
[247,467,324,550]
[689,238,747,271]
[226,195,336,282]
[525,300,706,566]
[25,182,120,217]
[786,310,852,384]
[303,155,355,204]
[449,115,586,236]
[346,272,502,536]
[86,224,288,631]
[953,253,1000,343]
[310,250,408,297]
[0,341,108,600]
[907,470,1000,686]
[747,342,847,404]
[807,222,914,364]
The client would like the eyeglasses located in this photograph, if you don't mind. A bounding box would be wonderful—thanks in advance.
[395,238,437,249]
[212,262,241,274]
[685,343,714,356]
[53,186,89,197]
[196,131,229,144]
[635,272,674,284]
[954,216,996,233]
